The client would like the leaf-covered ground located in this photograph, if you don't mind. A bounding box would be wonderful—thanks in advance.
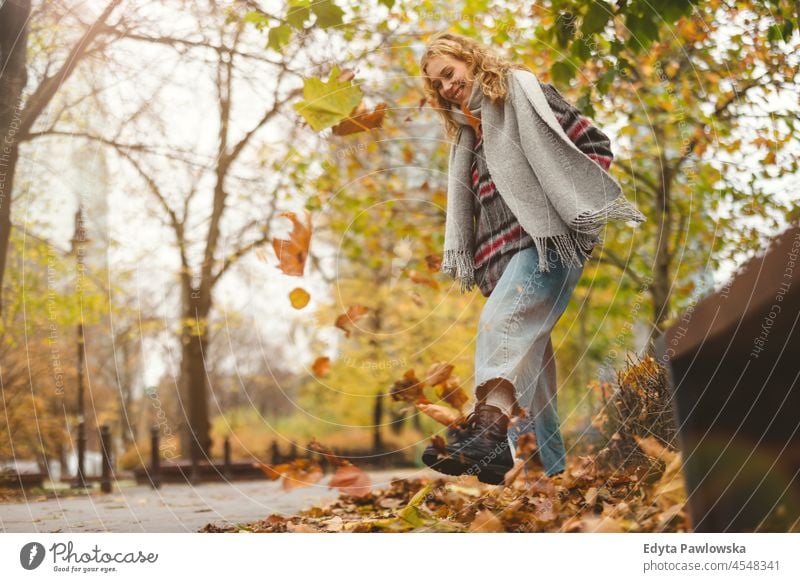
[200,434,689,533]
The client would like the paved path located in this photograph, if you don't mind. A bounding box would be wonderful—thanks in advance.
[0,468,438,533]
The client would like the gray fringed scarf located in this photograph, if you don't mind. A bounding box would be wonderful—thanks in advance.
[441,68,646,293]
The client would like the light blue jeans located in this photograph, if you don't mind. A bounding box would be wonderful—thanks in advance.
[474,241,585,476]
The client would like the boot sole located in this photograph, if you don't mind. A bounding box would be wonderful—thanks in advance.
[422,448,511,485]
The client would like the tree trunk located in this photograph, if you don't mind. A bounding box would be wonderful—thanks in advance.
[180,323,212,459]
[179,283,213,459]
[651,150,674,331]
[0,0,31,315]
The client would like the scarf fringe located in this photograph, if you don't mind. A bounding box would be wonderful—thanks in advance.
[442,229,603,292]
[531,230,599,273]
[441,248,476,293]
[570,196,647,235]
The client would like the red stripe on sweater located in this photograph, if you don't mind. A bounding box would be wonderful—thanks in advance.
[474,224,524,264]
[587,153,612,170]
[567,116,590,141]
[478,181,495,199]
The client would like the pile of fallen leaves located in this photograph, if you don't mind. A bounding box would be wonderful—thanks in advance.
[590,354,679,469]
[201,434,688,533]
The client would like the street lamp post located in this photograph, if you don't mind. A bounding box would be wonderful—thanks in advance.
[70,206,89,488]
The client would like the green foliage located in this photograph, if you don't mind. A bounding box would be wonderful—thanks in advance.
[293,65,363,131]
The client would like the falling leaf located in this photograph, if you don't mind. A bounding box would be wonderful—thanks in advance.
[293,65,363,131]
[311,356,330,377]
[272,210,312,276]
[289,287,310,309]
[281,459,324,492]
[332,102,388,136]
[254,461,286,481]
[334,304,370,337]
[435,376,469,412]
[408,269,439,289]
[307,437,348,467]
[336,68,355,83]
[329,464,372,497]
[389,369,428,403]
[425,362,454,386]
[415,402,461,427]
[470,509,505,532]
[425,254,442,272]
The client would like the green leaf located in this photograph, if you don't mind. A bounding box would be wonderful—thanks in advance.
[576,93,596,118]
[625,12,660,52]
[652,0,694,23]
[286,0,311,29]
[293,65,363,131]
[555,11,577,48]
[551,59,578,84]
[581,1,612,36]
[267,24,292,51]
[311,0,345,29]
[597,67,617,93]
[378,0,395,8]
[243,10,270,30]
[571,36,593,61]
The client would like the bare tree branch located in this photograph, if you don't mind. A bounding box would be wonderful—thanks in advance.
[20,0,124,138]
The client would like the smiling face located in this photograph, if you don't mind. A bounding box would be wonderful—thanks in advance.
[424,54,474,109]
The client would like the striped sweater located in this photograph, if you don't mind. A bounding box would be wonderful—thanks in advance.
[472,82,614,297]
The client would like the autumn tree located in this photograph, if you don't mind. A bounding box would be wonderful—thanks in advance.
[0,0,126,314]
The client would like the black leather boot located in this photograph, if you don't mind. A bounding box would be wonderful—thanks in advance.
[421,403,514,485]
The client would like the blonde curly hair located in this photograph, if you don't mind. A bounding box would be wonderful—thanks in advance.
[420,31,531,140]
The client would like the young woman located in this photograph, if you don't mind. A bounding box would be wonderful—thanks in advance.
[419,31,645,484]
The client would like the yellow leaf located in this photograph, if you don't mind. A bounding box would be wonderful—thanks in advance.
[293,65,363,132]
[289,287,310,309]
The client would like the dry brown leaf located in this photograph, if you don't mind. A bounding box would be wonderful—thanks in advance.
[580,515,625,533]
[254,461,287,481]
[634,435,675,464]
[322,515,345,532]
[329,464,372,497]
[311,356,330,377]
[425,254,442,272]
[470,509,505,532]
[307,438,347,467]
[389,369,428,404]
[408,269,439,289]
[331,102,387,136]
[415,402,461,427]
[286,522,320,533]
[272,210,312,276]
[502,459,526,487]
[281,459,324,492]
[435,377,469,412]
[425,362,454,386]
[584,487,599,507]
[334,304,370,337]
[337,68,355,83]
